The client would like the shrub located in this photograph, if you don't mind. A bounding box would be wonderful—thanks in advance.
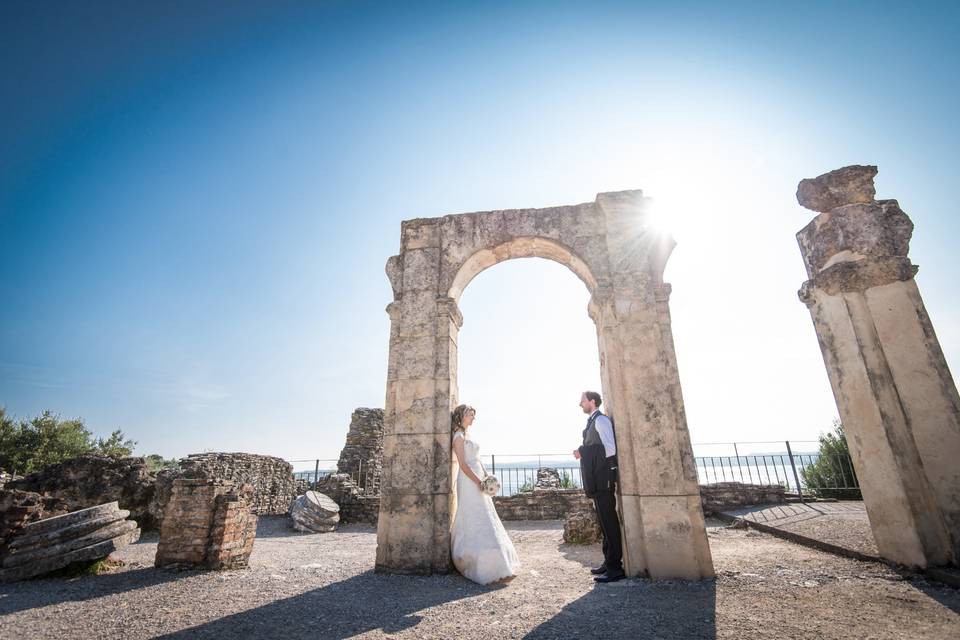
[0,408,136,476]
[801,419,861,500]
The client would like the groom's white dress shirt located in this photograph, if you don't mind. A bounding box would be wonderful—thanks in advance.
[591,410,616,457]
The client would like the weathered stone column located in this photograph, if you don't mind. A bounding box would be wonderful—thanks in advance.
[796,165,960,568]
[376,220,459,574]
[592,192,714,579]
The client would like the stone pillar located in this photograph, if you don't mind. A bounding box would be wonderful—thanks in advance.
[592,192,714,579]
[155,478,257,570]
[376,220,459,574]
[796,165,960,568]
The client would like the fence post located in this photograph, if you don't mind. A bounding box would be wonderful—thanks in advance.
[491,454,496,475]
[785,441,805,503]
[733,443,745,483]
[314,459,319,487]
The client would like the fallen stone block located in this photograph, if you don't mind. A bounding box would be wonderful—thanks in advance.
[289,491,340,533]
[0,501,140,582]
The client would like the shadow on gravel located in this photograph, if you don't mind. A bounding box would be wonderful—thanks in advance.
[910,578,960,615]
[523,577,717,639]
[0,567,189,616]
[153,569,499,639]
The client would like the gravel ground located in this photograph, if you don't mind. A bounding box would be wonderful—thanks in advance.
[1,517,957,639]
[723,501,879,558]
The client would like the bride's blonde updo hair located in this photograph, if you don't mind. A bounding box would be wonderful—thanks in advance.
[451,404,476,433]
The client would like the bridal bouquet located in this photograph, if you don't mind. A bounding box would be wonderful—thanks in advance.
[480,474,500,496]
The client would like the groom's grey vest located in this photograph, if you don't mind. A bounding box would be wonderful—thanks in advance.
[583,413,603,447]
[582,412,606,447]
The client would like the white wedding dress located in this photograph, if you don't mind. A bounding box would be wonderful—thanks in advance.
[451,431,520,584]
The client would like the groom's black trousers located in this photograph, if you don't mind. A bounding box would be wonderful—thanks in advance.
[594,483,623,572]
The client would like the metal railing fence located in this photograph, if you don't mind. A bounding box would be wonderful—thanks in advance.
[287,440,860,499]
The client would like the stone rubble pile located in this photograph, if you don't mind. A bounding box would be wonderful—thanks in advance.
[563,508,602,545]
[534,467,562,490]
[289,491,340,533]
[313,473,380,524]
[7,455,159,529]
[0,470,23,489]
[0,501,140,582]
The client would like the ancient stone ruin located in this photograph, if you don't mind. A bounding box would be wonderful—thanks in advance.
[289,491,340,533]
[7,455,158,529]
[796,165,960,568]
[178,452,297,516]
[563,509,602,545]
[698,482,785,515]
[336,408,384,494]
[377,190,713,579]
[313,473,380,524]
[155,478,257,570]
[534,467,562,490]
[1,501,139,582]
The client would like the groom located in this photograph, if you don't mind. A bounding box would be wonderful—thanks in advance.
[573,391,625,583]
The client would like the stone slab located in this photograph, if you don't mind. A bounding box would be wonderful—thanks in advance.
[8,508,130,552]
[4,519,139,568]
[0,527,140,583]
[18,502,121,537]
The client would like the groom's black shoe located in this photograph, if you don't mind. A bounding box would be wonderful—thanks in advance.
[594,568,626,583]
[590,564,607,575]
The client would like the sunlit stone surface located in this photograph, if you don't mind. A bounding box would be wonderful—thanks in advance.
[376,191,714,579]
[796,166,960,568]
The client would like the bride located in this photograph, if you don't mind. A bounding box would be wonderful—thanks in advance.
[450,404,520,584]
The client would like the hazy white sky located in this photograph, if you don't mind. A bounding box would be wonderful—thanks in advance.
[2,2,958,468]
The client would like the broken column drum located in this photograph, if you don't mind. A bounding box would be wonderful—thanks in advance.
[376,190,714,579]
[796,165,960,568]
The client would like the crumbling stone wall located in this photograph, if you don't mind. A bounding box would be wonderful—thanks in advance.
[313,473,380,524]
[179,453,296,516]
[698,482,785,515]
[336,408,384,494]
[7,456,157,529]
[155,478,257,570]
[493,489,594,521]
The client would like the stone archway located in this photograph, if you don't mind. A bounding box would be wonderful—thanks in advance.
[375,190,714,579]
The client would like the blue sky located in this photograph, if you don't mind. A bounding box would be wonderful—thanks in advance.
[2,1,958,464]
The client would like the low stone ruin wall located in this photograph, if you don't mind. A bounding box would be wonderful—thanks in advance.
[179,453,297,516]
[312,474,380,524]
[699,482,785,515]
[492,489,594,521]
[155,478,257,570]
[282,480,786,526]
[7,456,158,529]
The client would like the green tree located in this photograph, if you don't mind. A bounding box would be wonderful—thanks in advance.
[800,419,861,499]
[144,453,180,472]
[0,408,136,475]
[93,430,137,458]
